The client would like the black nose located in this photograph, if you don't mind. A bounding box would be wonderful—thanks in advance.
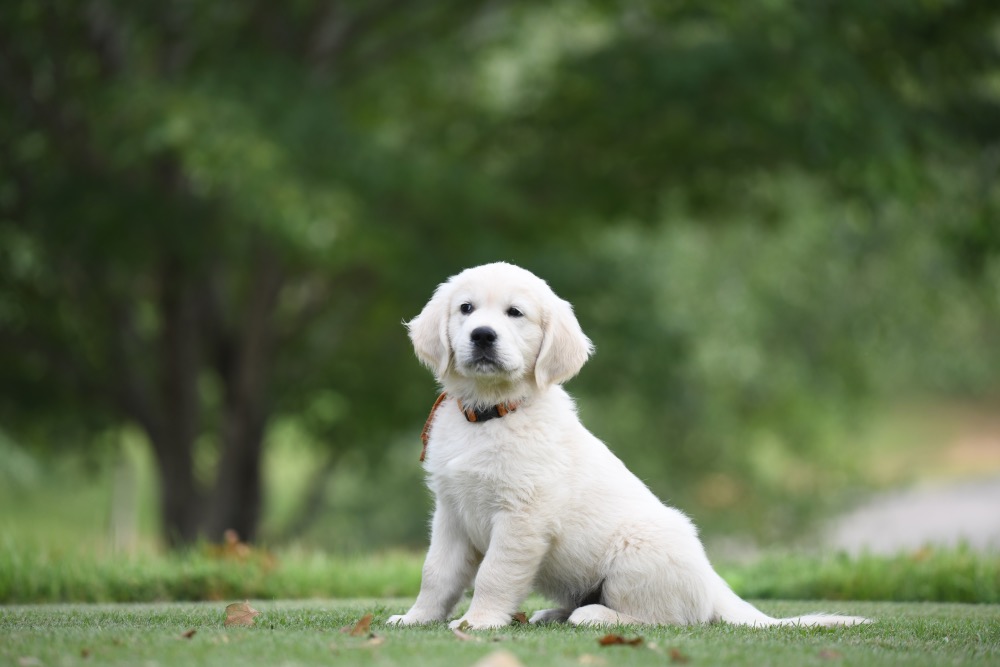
[470,326,497,348]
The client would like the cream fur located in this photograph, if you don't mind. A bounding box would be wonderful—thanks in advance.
[389,262,869,630]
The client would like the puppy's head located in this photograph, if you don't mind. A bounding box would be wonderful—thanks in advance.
[407,262,593,403]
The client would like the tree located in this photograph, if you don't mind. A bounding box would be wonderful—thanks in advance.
[0,0,523,546]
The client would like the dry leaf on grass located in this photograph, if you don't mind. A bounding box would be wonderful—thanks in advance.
[340,614,373,637]
[224,601,261,627]
[471,649,526,667]
[597,633,644,647]
[180,629,197,639]
[669,647,690,663]
[333,613,385,650]
[512,612,529,624]
[452,626,482,642]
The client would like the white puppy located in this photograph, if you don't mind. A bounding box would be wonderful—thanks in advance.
[388,262,868,630]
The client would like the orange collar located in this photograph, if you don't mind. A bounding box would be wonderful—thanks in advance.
[419,392,521,461]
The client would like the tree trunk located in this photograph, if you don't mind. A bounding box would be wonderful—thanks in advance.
[153,257,204,547]
[205,253,283,543]
[114,251,284,547]
[151,434,202,547]
[207,405,267,542]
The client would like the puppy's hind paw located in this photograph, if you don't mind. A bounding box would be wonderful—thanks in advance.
[568,604,641,627]
[529,608,572,624]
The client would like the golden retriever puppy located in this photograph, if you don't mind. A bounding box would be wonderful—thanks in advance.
[389,262,868,630]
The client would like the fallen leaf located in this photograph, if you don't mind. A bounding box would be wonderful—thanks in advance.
[597,633,644,647]
[669,647,690,663]
[224,601,261,627]
[471,649,526,667]
[80,648,91,659]
[819,648,843,660]
[181,629,197,639]
[340,614,373,637]
[452,626,482,642]
[512,612,529,624]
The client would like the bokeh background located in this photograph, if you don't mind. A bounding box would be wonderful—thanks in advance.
[2,0,998,560]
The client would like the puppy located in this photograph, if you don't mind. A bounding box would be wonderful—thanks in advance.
[388,262,868,629]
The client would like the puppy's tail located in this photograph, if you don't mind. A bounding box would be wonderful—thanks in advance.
[711,576,870,628]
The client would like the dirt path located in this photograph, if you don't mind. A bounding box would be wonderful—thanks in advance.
[825,475,1000,554]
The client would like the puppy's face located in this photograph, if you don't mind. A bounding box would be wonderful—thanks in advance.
[447,277,545,382]
[408,263,594,402]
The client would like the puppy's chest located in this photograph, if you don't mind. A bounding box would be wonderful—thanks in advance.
[432,461,532,553]
[426,431,549,550]
[429,450,535,512]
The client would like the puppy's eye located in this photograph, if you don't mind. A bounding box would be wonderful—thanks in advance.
[460,303,474,315]
[506,307,524,318]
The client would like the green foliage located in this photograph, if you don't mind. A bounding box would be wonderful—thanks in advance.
[504,1,1000,219]
[560,176,1000,537]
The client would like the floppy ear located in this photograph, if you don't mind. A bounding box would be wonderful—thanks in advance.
[406,282,453,379]
[534,296,594,389]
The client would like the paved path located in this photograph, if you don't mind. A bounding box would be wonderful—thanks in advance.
[825,475,1000,554]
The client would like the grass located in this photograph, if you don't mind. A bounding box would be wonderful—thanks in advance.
[0,542,424,603]
[2,598,998,667]
[3,540,998,604]
[719,545,1000,604]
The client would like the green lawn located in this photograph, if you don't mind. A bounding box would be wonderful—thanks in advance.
[2,598,997,667]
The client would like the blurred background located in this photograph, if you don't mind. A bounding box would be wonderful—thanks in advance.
[1,0,998,562]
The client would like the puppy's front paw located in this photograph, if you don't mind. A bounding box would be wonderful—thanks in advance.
[449,613,511,630]
[529,608,571,624]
